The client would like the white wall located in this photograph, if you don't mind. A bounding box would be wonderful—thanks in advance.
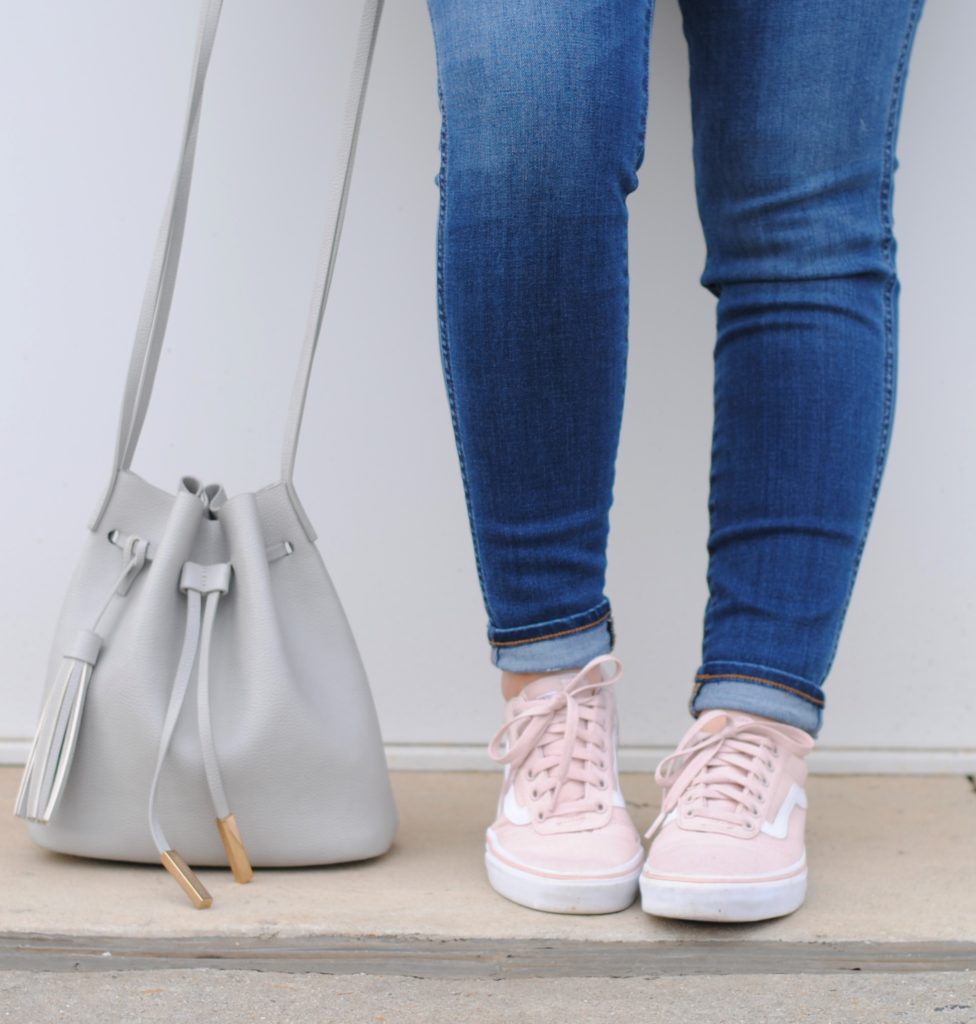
[2,0,973,773]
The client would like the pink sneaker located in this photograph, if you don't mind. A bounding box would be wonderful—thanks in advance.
[485,654,644,914]
[640,708,815,922]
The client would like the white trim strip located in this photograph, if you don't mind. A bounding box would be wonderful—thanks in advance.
[2,740,975,775]
[379,744,976,775]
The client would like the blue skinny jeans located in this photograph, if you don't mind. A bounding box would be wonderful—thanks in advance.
[424,0,927,737]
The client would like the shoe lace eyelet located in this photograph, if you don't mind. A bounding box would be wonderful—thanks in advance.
[531,788,538,800]
[597,779,608,791]
[596,801,606,813]
[536,810,545,822]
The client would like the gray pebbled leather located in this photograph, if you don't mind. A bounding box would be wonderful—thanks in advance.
[26,471,397,865]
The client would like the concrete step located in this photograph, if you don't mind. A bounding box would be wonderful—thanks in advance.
[2,769,974,946]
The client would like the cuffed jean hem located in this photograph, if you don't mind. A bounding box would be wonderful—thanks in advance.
[689,661,825,738]
[489,604,614,672]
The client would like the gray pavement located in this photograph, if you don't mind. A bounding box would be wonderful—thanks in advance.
[1,970,975,1024]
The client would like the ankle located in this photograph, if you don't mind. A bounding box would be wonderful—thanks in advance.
[500,669,560,701]
[698,707,793,732]
[500,663,602,700]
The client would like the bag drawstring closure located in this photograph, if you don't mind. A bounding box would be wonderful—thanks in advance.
[149,558,250,909]
[140,522,292,909]
[15,506,295,909]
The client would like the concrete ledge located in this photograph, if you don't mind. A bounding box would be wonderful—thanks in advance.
[2,769,974,945]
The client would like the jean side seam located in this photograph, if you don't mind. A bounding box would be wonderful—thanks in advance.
[816,0,924,686]
[634,0,653,176]
[432,68,494,625]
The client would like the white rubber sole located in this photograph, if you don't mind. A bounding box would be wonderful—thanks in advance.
[484,846,643,915]
[639,868,808,923]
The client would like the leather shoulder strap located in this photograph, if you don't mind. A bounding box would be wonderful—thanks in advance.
[88,0,385,543]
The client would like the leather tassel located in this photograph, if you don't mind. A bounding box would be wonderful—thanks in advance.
[15,535,149,826]
[14,629,101,822]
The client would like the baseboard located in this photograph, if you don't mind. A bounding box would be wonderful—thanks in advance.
[382,744,976,775]
[5,739,971,775]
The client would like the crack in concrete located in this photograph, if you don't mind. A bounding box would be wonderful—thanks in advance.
[2,933,976,979]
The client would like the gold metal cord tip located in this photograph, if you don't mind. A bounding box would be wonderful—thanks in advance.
[161,850,213,908]
[217,813,254,883]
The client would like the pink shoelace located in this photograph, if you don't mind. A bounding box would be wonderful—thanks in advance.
[644,714,786,842]
[487,658,622,822]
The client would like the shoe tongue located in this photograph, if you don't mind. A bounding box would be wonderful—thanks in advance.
[694,709,810,752]
[686,711,794,823]
[518,673,572,702]
[517,673,595,807]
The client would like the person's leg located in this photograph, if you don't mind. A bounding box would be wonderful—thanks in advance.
[425,0,653,680]
[640,0,927,924]
[681,0,928,739]
[424,0,654,914]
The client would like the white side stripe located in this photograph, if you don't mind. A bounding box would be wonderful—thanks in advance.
[761,783,808,839]
[502,784,533,825]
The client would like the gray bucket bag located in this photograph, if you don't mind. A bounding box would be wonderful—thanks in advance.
[13,0,397,908]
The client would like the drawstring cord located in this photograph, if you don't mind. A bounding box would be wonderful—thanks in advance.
[149,559,250,909]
